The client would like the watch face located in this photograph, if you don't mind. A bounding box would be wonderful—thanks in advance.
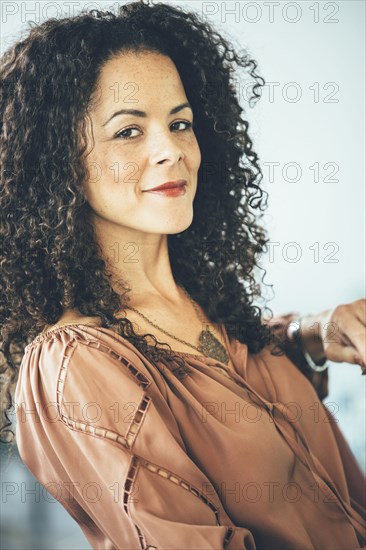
[287,320,301,342]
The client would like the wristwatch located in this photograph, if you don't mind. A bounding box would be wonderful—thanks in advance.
[287,317,330,373]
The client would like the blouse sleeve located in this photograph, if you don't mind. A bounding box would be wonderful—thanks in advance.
[14,332,256,550]
[263,312,329,402]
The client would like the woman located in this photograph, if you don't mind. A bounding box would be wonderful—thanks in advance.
[1,1,365,548]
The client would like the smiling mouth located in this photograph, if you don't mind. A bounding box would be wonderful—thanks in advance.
[143,185,187,197]
[143,179,187,192]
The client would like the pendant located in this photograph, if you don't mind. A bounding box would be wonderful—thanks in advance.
[197,327,229,365]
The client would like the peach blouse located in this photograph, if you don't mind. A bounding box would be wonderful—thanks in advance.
[14,319,366,549]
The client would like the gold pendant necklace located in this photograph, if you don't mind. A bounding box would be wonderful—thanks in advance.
[125,286,229,365]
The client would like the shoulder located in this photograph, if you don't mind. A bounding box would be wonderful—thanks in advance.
[15,323,164,451]
[41,308,103,333]
[18,324,156,415]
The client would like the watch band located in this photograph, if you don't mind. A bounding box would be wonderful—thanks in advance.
[287,317,330,373]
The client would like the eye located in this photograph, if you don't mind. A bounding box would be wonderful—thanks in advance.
[170,120,194,132]
[115,126,141,140]
[114,120,194,140]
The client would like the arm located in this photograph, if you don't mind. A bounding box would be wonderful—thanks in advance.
[264,312,329,402]
[15,333,256,550]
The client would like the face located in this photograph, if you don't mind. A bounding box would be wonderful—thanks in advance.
[83,50,201,240]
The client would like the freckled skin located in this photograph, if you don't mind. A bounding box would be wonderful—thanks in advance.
[83,50,201,241]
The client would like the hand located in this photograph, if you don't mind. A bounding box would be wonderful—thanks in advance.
[311,299,366,373]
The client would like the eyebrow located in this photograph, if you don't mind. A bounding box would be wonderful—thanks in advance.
[102,101,193,127]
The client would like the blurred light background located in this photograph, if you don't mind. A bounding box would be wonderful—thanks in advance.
[1,1,365,548]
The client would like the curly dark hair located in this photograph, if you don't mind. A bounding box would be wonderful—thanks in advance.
[0,0,284,445]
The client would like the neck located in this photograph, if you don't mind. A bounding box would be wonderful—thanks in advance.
[90,217,187,307]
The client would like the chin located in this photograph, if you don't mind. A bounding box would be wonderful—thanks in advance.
[172,211,194,233]
[158,216,193,235]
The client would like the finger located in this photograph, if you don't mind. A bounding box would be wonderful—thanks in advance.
[354,298,366,325]
[326,343,366,374]
[325,343,364,366]
[332,316,366,364]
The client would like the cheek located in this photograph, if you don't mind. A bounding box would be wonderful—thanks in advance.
[189,134,201,161]
[192,142,201,170]
[83,154,111,206]
[93,151,115,183]
[100,148,141,187]
[87,142,127,177]
[83,158,138,210]
[84,153,121,198]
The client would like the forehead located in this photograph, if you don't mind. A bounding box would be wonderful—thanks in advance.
[92,50,186,109]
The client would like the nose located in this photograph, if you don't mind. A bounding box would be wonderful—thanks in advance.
[148,128,185,165]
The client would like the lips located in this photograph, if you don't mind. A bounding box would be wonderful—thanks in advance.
[143,179,187,192]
